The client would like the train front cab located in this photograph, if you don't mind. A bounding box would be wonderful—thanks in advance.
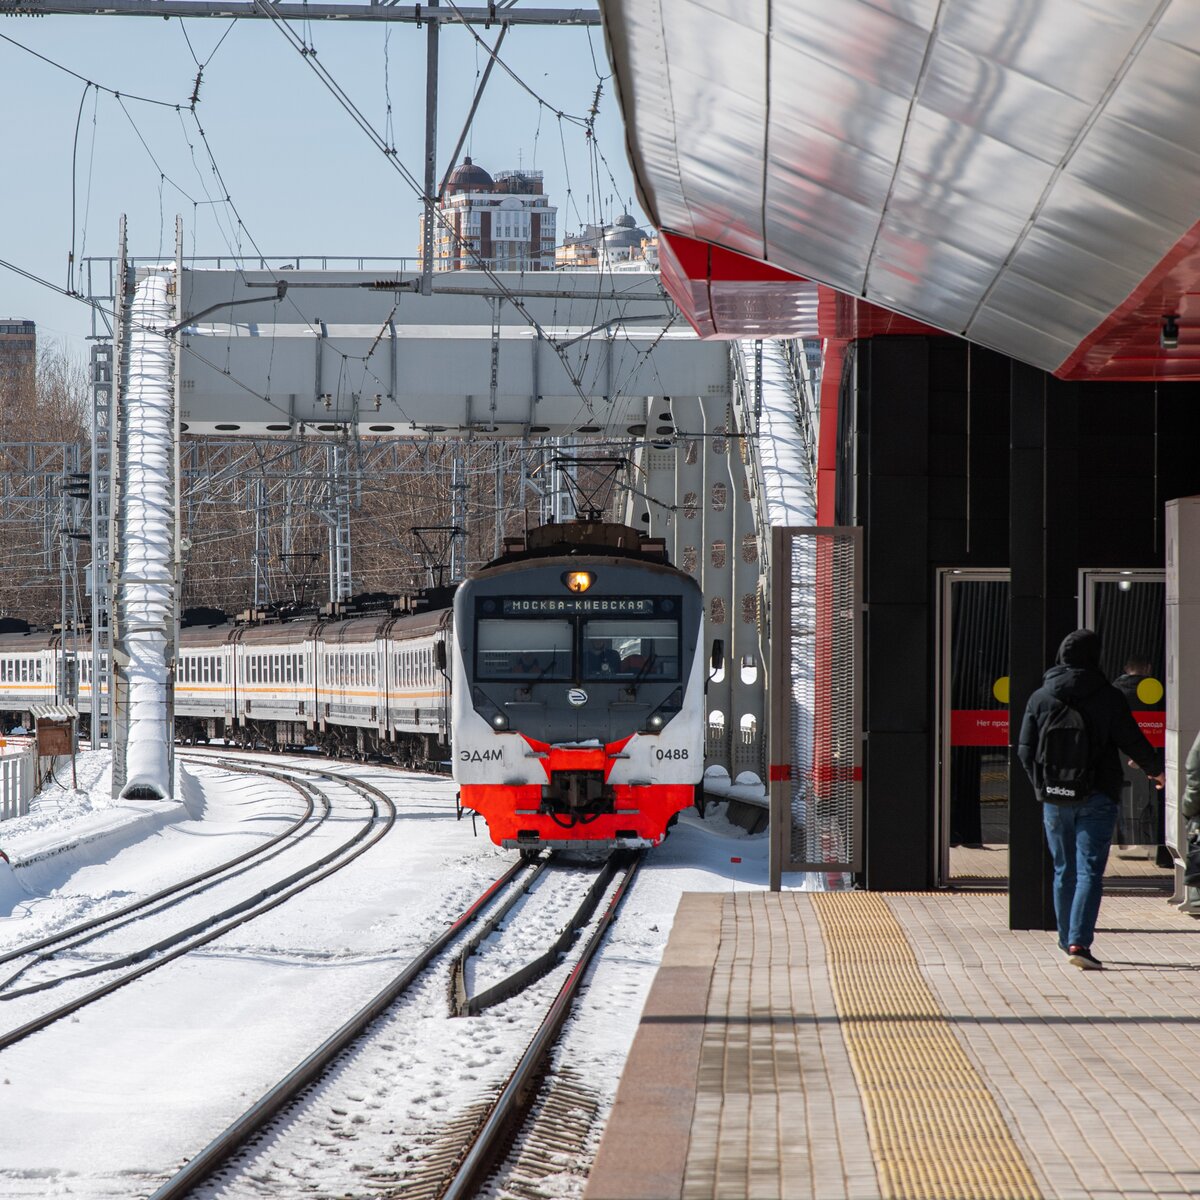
[452,545,706,851]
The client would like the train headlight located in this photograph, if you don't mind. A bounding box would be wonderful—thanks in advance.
[563,570,595,593]
[642,689,683,734]
[492,713,509,729]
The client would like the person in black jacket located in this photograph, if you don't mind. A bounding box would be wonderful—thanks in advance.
[1113,654,1154,711]
[1017,629,1164,970]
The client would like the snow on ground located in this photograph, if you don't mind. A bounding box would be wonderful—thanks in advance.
[0,750,780,1200]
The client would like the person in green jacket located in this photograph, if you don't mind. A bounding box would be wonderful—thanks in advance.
[1185,731,1200,823]
[1184,732,1200,892]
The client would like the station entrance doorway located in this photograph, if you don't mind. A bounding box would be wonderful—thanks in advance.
[936,568,1167,886]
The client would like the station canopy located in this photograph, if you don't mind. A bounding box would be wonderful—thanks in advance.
[601,2,1200,381]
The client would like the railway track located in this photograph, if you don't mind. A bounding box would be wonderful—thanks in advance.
[149,846,642,1200]
[0,755,395,1052]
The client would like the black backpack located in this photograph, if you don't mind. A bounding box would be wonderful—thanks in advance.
[1035,698,1093,802]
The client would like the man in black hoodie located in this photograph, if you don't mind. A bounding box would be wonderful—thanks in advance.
[1017,629,1164,970]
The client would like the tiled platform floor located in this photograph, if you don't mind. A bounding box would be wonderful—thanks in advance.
[586,887,1200,1200]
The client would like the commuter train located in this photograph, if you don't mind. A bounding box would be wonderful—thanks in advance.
[0,521,711,850]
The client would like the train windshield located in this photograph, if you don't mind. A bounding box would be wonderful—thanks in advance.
[476,618,573,680]
[581,619,679,682]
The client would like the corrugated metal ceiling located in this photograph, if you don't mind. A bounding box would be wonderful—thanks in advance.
[602,0,1200,377]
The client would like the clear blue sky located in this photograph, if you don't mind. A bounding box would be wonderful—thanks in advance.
[0,9,643,358]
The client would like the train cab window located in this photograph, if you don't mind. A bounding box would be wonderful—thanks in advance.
[581,619,680,682]
[476,618,573,680]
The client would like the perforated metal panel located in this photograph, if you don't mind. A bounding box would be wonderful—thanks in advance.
[769,527,862,886]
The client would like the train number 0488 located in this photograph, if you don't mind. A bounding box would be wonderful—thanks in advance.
[654,748,689,760]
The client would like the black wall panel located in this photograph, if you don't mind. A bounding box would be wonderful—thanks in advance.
[842,336,1200,892]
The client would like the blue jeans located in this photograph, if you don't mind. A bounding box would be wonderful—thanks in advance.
[1042,791,1118,951]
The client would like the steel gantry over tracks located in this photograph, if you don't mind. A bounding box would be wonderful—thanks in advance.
[171,268,726,437]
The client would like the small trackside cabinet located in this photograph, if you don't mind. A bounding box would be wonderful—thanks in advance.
[1165,496,1200,861]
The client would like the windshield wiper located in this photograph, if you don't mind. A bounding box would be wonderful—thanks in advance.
[629,651,658,693]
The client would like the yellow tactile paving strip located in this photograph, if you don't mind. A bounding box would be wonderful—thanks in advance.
[811,892,1042,1200]
[588,888,1200,1200]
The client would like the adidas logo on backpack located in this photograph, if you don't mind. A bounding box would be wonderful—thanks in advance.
[1035,698,1093,802]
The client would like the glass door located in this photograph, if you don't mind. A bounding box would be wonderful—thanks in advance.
[1081,570,1168,865]
[937,570,1010,884]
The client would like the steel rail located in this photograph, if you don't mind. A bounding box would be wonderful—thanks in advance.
[449,856,550,1014]
[0,758,315,969]
[442,849,643,1200]
[452,853,621,1016]
[147,855,534,1200]
[0,764,395,1052]
[0,778,332,998]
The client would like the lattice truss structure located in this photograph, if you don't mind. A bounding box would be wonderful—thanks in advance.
[0,442,86,619]
[177,433,628,613]
[0,431,634,613]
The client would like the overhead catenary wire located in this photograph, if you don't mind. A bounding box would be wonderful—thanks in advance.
[4,11,666,445]
[248,0,640,424]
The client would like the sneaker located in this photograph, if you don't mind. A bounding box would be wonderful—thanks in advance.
[1068,945,1103,970]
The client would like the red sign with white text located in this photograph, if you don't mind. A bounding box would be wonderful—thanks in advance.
[1133,711,1165,747]
[951,710,1009,746]
[951,709,1165,747]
